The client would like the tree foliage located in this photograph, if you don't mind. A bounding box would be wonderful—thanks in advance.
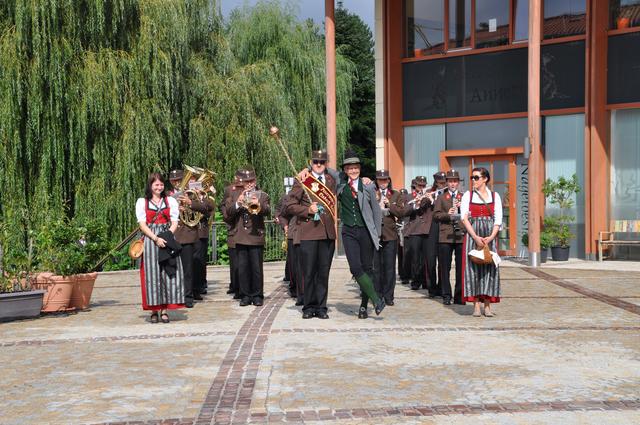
[335,1,375,176]
[0,0,354,260]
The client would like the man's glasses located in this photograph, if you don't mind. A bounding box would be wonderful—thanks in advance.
[471,175,482,181]
[312,160,326,165]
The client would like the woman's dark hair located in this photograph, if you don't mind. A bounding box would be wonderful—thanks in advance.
[145,172,167,200]
[375,177,393,191]
[471,167,491,183]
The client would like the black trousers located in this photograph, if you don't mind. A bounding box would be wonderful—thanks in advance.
[228,247,239,296]
[408,235,425,286]
[300,239,335,314]
[402,236,420,280]
[180,242,195,304]
[342,225,375,279]
[439,242,463,303]
[375,239,398,302]
[284,245,291,282]
[236,244,264,300]
[286,239,300,297]
[193,237,208,295]
[426,221,440,295]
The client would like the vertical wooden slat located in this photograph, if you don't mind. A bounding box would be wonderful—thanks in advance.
[386,0,405,187]
[325,0,337,169]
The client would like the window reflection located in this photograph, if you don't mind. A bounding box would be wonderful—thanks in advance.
[610,0,640,30]
[475,0,510,48]
[514,0,529,41]
[406,0,445,57]
[543,0,586,39]
[449,0,472,49]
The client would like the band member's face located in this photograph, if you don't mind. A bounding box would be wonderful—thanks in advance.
[344,164,360,180]
[311,159,326,175]
[437,180,447,189]
[376,178,389,190]
[416,183,427,192]
[152,179,165,195]
[169,179,180,191]
[447,179,460,191]
[244,179,256,191]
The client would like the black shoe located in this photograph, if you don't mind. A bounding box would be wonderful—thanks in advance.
[302,311,315,319]
[316,311,329,319]
[193,294,204,301]
[200,289,208,295]
[253,298,264,306]
[233,293,242,300]
[358,307,368,319]
[401,280,410,285]
[443,299,452,305]
[226,289,235,294]
[295,300,304,306]
[375,298,386,316]
[239,298,251,306]
[410,284,421,290]
[288,290,297,298]
[185,302,194,308]
[428,293,437,298]
[385,299,395,306]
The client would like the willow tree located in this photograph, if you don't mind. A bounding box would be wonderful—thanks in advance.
[0,0,354,260]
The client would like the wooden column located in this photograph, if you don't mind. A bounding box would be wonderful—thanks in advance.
[325,0,337,169]
[385,0,405,187]
[587,0,610,259]
[527,0,542,266]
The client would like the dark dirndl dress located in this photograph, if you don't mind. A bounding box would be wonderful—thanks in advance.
[461,195,501,304]
[139,199,185,311]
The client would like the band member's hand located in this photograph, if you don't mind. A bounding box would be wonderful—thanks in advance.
[448,207,456,215]
[179,205,186,212]
[298,168,310,181]
[156,237,167,248]
[309,202,319,214]
[473,236,485,248]
[426,192,435,203]
[362,177,372,185]
[236,191,245,205]
[179,195,192,206]
[284,225,288,232]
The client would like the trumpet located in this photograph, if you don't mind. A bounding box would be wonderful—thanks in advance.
[241,189,263,215]
[408,189,433,205]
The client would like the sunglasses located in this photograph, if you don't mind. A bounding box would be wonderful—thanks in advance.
[312,160,326,165]
[471,175,483,181]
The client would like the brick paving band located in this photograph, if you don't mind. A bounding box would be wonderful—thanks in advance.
[270,325,640,334]
[194,285,289,425]
[524,268,640,316]
[92,399,640,424]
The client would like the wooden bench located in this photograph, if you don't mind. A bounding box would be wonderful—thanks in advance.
[598,220,640,261]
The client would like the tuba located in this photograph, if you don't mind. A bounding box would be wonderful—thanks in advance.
[175,165,204,227]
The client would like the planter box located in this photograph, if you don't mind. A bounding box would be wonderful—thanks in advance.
[551,246,570,261]
[0,290,45,322]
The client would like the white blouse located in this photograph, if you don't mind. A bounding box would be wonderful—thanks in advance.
[135,197,180,223]
[460,190,503,227]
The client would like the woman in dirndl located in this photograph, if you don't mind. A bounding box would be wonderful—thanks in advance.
[460,167,503,317]
[135,172,185,323]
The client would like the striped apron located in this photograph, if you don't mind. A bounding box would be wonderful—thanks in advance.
[139,199,185,310]
[461,196,501,303]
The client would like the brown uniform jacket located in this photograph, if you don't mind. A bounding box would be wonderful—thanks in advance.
[433,190,465,243]
[222,188,271,246]
[197,198,215,239]
[174,198,214,245]
[284,174,337,243]
[405,194,434,237]
[220,185,237,249]
[276,193,297,242]
[378,188,404,241]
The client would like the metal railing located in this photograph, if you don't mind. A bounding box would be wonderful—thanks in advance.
[209,220,287,265]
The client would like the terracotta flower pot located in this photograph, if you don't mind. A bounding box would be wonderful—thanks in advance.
[617,17,631,29]
[414,48,424,58]
[69,272,98,310]
[33,273,75,312]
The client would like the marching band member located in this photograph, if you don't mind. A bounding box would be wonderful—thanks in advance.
[285,150,337,319]
[425,171,447,298]
[221,177,241,299]
[373,169,404,307]
[405,176,434,292]
[433,170,464,305]
[224,167,271,307]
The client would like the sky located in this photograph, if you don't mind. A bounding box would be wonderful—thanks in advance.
[220,0,375,31]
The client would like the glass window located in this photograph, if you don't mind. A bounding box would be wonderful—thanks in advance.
[514,0,529,41]
[543,0,586,39]
[475,0,510,48]
[404,125,445,189]
[610,0,640,30]
[544,114,586,258]
[405,0,445,57]
[446,118,528,150]
[449,0,472,49]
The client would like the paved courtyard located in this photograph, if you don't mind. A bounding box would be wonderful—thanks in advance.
[2,259,640,425]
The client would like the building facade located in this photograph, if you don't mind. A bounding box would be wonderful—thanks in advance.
[374,0,640,259]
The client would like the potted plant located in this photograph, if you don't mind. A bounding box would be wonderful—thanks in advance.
[542,175,581,261]
[0,225,45,322]
[521,230,552,263]
[34,218,109,311]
